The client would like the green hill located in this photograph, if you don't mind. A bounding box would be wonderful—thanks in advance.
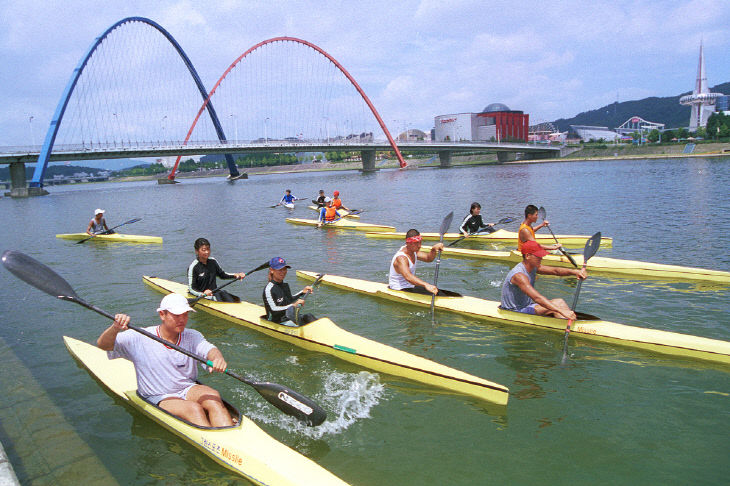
[552,81,730,132]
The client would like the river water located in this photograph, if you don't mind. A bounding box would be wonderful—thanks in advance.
[0,157,728,485]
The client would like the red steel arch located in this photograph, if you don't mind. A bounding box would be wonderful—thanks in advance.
[167,36,406,179]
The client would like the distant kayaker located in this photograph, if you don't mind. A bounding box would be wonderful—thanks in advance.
[263,257,315,326]
[317,197,341,227]
[459,202,496,236]
[188,238,245,302]
[331,190,350,211]
[86,208,113,235]
[97,293,233,427]
[314,189,327,207]
[518,204,560,252]
[500,240,587,320]
[279,189,298,206]
[388,229,452,296]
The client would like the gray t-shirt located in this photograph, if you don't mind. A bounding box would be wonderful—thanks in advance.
[500,262,537,310]
[108,325,215,400]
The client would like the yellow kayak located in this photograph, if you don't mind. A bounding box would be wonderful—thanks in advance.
[143,276,509,406]
[308,206,360,219]
[56,233,163,244]
[422,246,730,284]
[286,218,395,232]
[296,271,730,365]
[365,228,612,248]
[63,336,349,485]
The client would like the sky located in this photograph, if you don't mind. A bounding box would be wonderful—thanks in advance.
[2,0,729,148]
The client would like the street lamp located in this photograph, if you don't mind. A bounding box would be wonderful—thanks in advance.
[28,115,35,148]
[265,117,269,144]
[323,117,329,143]
[161,116,167,142]
[230,114,238,144]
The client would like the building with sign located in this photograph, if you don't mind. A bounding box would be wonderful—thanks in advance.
[433,103,529,142]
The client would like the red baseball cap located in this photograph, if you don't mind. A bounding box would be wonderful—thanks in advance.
[521,240,549,257]
[333,190,339,196]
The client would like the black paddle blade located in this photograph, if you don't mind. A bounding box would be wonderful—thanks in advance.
[249,380,327,426]
[538,206,546,221]
[285,305,298,323]
[440,212,454,236]
[1,250,79,300]
[583,232,602,261]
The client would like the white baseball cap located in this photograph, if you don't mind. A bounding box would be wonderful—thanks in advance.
[94,208,105,215]
[157,293,195,314]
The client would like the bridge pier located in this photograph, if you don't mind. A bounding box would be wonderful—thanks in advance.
[361,150,376,172]
[497,152,517,163]
[5,162,48,198]
[438,150,452,168]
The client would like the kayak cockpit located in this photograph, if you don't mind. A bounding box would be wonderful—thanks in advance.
[133,391,243,430]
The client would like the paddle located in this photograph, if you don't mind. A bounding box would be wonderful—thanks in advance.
[285,274,325,325]
[187,261,270,306]
[77,218,142,244]
[431,212,454,315]
[560,232,602,364]
[537,207,578,268]
[447,217,515,247]
[1,250,327,427]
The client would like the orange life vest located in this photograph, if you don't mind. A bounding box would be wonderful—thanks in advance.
[332,197,342,209]
[324,206,339,221]
[517,222,536,252]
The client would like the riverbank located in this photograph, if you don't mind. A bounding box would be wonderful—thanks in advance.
[108,142,730,183]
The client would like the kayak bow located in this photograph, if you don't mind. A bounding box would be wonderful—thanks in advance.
[143,276,509,405]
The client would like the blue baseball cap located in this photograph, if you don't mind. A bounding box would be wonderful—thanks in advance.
[269,256,291,270]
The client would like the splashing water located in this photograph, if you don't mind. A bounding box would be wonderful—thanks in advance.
[244,369,385,439]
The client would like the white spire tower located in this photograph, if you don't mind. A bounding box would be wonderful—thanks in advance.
[679,41,720,130]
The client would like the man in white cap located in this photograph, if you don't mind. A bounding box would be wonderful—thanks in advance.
[85,208,113,235]
[97,293,233,427]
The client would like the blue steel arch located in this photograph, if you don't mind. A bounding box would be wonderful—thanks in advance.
[30,16,238,187]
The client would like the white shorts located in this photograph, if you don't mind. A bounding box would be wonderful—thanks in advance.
[146,383,197,405]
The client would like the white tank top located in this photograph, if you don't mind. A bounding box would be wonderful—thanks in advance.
[389,247,416,290]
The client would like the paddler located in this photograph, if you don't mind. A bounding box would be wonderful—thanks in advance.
[188,238,245,302]
[314,189,327,207]
[389,229,453,296]
[331,190,350,212]
[98,293,234,427]
[500,240,587,320]
[262,257,316,326]
[278,189,298,206]
[459,202,496,236]
[85,208,113,235]
[518,204,560,252]
[317,197,341,227]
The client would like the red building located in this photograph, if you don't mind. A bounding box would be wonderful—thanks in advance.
[434,102,530,142]
[476,103,529,142]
